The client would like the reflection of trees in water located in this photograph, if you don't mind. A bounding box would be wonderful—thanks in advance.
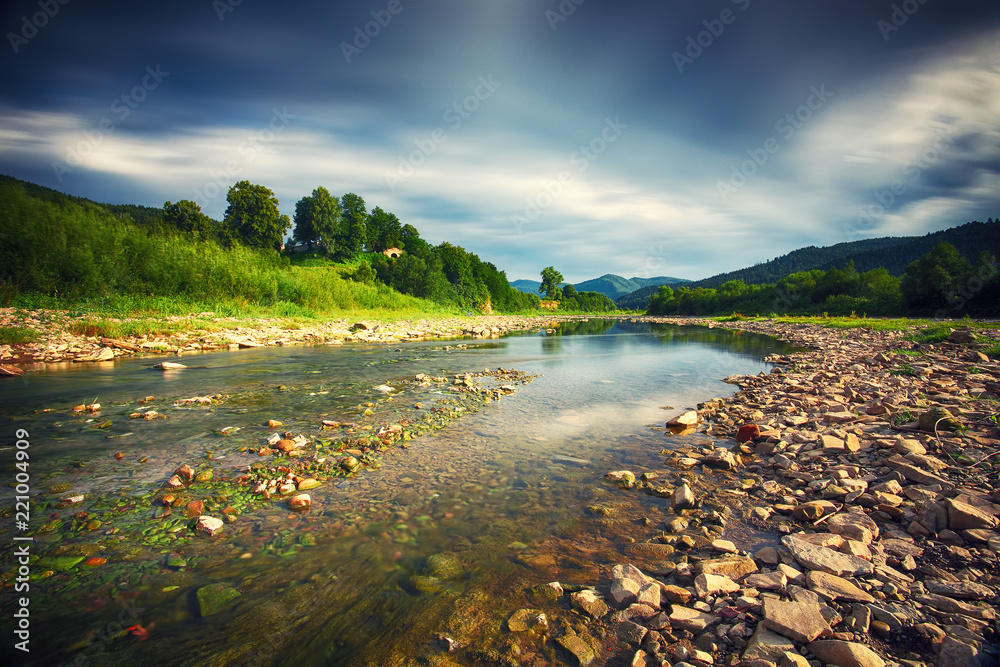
[551,318,617,336]
[549,318,800,361]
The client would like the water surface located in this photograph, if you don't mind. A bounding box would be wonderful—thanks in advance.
[0,320,794,666]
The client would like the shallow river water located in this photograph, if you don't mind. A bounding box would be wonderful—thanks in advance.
[0,319,795,667]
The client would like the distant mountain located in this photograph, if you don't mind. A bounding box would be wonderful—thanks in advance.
[511,274,689,300]
[510,279,546,295]
[616,219,1000,310]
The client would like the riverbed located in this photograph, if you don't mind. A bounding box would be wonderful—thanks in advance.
[0,319,796,666]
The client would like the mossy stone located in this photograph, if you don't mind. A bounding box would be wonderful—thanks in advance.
[196,582,241,616]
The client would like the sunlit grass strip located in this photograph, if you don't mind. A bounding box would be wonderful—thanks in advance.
[0,326,41,345]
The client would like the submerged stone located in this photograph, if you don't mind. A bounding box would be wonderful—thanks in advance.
[196,582,241,616]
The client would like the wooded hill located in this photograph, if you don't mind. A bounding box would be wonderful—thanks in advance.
[0,175,539,314]
[618,220,1000,310]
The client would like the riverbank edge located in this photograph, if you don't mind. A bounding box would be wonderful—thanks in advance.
[544,316,1000,667]
[0,310,615,371]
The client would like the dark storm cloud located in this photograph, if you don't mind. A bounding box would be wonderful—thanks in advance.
[2,0,999,280]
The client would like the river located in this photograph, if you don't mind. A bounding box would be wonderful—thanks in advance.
[0,319,796,666]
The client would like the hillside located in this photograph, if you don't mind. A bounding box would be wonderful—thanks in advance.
[617,220,999,310]
[0,174,169,230]
[0,175,540,315]
[513,274,689,300]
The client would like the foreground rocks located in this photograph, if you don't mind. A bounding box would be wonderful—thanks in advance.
[503,319,999,667]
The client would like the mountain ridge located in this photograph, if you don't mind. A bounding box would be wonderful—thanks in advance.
[511,274,690,300]
[616,219,999,310]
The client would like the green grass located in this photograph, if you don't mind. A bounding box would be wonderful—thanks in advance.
[0,326,40,345]
[984,342,1000,359]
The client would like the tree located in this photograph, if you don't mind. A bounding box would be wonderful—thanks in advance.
[539,266,564,300]
[163,200,215,238]
[901,242,971,314]
[335,193,367,259]
[292,187,340,253]
[222,181,290,251]
[561,284,579,299]
[366,207,401,253]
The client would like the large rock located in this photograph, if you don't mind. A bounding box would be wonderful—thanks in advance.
[195,515,224,537]
[672,483,697,509]
[826,511,879,544]
[667,410,700,426]
[196,582,241,616]
[924,579,995,600]
[737,423,761,443]
[605,470,636,489]
[895,463,951,487]
[669,605,721,633]
[782,534,874,577]
[806,571,874,603]
[742,623,796,662]
[694,573,740,597]
[744,570,787,591]
[807,640,885,667]
[611,577,641,607]
[556,634,596,666]
[704,448,740,470]
[793,500,838,521]
[636,583,661,609]
[915,594,996,620]
[571,590,609,619]
[944,498,999,531]
[938,635,986,667]
[696,555,758,580]
[763,598,830,643]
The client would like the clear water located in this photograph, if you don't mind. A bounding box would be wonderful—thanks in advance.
[0,320,794,666]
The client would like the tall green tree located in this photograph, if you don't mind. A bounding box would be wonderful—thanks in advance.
[222,181,290,251]
[292,187,340,253]
[539,266,564,300]
[163,200,215,238]
[366,207,401,253]
[335,193,367,259]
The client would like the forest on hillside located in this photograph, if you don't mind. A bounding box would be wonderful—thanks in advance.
[0,176,539,313]
[646,243,1000,318]
[619,219,1000,311]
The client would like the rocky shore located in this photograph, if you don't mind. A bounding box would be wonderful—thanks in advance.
[500,318,999,667]
[0,308,581,372]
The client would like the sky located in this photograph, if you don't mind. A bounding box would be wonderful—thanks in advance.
[1,0,999,283]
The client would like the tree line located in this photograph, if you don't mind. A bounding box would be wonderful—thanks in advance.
[160,181,541,312]
[647,242,999,318]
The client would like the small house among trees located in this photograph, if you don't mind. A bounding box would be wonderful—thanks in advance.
[383,247,404,259]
